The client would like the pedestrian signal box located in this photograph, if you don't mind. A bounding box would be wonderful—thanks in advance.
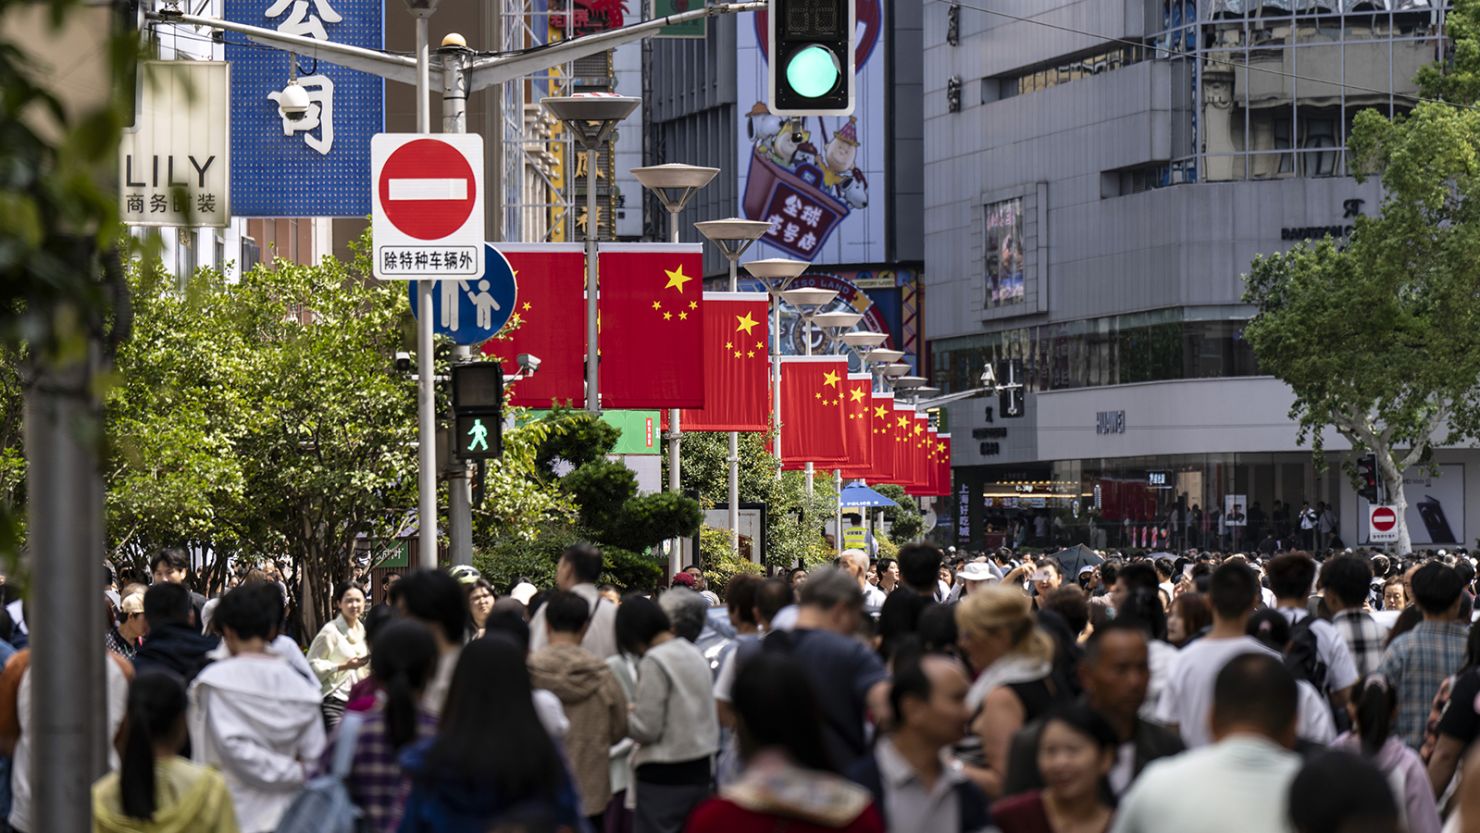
[768,0,855,116]
[451,362,503,461]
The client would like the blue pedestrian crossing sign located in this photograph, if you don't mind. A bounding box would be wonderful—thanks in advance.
[408,244,519,345]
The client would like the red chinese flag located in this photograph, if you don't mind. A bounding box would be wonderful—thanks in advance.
[937,433,953,497]
[779,356,849,469]
[480,244,586,408]
[912,412,933,492]
[890,401,917,488]
[676,292,770,432]
[597,243,705,409]
[910,426,948,497]
[838,373,875,478]
[869,392,897,484]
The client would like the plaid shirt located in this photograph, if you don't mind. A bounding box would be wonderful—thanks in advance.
[318,704,438,833]
[1380,620,1470,749]
[1332,610,1386,680]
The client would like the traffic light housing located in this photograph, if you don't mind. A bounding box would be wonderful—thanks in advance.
[768,0,856,116]
[451,362,503,461]
[1356,453,1379,503]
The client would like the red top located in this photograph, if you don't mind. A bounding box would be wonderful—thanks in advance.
[993,791,1113,833]
[685,798,886,833]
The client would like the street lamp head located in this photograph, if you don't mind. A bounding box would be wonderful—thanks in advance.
[864,348,905,364]
[633,164,720,193]
[695,218,772,243]
[893,376,928,388]
[812,311,863,331]
[440,32,468,48]
[779,288,837,309]
[916,386,941,397]
[744,257,809,282]
[839,331,888,348]
[542,95,640,147]
[880,363,912,378]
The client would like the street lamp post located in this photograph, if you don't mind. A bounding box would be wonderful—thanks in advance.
[634,165,720,575]
[542,96,641,415]
[813,310,863,552]
[694,217,772,560]
[779,287,838,496]
[743,258,809,467]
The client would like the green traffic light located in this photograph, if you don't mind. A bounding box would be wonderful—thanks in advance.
[786,44,840,98]
[467,418,489,452]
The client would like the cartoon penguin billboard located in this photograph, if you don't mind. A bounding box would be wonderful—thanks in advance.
[736,0,885,266]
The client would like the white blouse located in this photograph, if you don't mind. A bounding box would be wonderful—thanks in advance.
[306,614,368,701]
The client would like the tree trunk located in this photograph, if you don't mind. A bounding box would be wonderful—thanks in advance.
[1373,441,1412,556]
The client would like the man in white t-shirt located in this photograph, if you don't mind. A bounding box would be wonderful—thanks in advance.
[1156,561,1293,748]
[1266,552,1357,712]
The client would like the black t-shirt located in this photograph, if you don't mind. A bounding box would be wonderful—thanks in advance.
[754,628,889,768]
[1439,668,1480,747]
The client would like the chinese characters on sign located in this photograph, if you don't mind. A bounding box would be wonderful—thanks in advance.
[120,61,230,228]
[226,0,381,216]
[379,248,482,277]
[264,0,340,154]
[761,182,842,259]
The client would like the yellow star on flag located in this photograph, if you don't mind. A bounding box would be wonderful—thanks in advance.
[734,351,743,359]
[815,392,823,400]
[679,311,688,320]
[652,301,663,311]
[735,311,760,335]
[823,370,841,388]
[725,341,734,350]
[747,350,756,358]
[522,301,532,311]
[897,416,910,429]
[664,311,673,321]
[688,301,698,310]
[849,387,865,403]
[914,424,924,436]
[937,442,946,453]
[664,264,694,293]
[874,405,888,419]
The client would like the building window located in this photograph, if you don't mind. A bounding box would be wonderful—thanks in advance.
[987,43,1149,101]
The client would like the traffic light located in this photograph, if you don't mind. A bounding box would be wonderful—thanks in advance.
[768,0,856,116]
[1356,453,1379,503]
[451,362,503,461]
[997,359,1024,418]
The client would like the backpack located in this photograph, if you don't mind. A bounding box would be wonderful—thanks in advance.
[275,711,365,833]
[1284,614,1329,694]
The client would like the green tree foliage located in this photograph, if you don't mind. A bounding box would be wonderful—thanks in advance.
[875,483,924,543]
[1244,99,1480,553]
[678,431,837,570]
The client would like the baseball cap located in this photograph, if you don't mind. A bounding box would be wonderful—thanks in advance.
[958,562,996,583]
[1077,565,1096,578]
[671,572,698,588]
[121,592,145,616]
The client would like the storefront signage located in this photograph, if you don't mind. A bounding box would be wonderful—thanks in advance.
[120,61,230,228]
[1280,199,1365,242]
[972,427,1007,439]
[1096,410,1125,435]
[980,441,1001,456]
[1147,470,1170,488]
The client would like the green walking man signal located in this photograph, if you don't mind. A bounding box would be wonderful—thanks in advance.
[452,362,504,461]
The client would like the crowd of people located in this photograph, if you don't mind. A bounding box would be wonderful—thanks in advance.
[5,540,1480,832]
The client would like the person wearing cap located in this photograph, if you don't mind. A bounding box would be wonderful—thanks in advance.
[951,561,997,601]
[510,580,539,607]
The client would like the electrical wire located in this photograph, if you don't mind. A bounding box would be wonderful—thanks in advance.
[940,0,1463,108]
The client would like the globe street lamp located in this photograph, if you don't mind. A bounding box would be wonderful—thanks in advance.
[695,217,772,562]
[541,94,640,414]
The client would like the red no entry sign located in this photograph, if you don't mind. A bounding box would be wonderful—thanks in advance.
[371,133,486,281]
[1371,506,1397,532]
[378,139,477,241]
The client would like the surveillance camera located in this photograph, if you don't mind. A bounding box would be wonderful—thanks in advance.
[276,81,312,122]
[517,353,541,375]
[395,351,412,374]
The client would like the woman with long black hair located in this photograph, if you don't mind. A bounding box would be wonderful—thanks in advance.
[397,634,583,833]
[318,619,440,833]
[1331,675,1440,833]
[92,671,238,832]
[307,581,370,730]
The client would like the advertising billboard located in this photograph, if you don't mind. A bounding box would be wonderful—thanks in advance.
[1360,463,1466,546]
[736,0,886,265]
[224,0,384,216]
[985,197,1025,308]
[737,266,921,372]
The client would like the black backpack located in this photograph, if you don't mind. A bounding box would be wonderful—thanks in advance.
[1284,614,1329,694]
